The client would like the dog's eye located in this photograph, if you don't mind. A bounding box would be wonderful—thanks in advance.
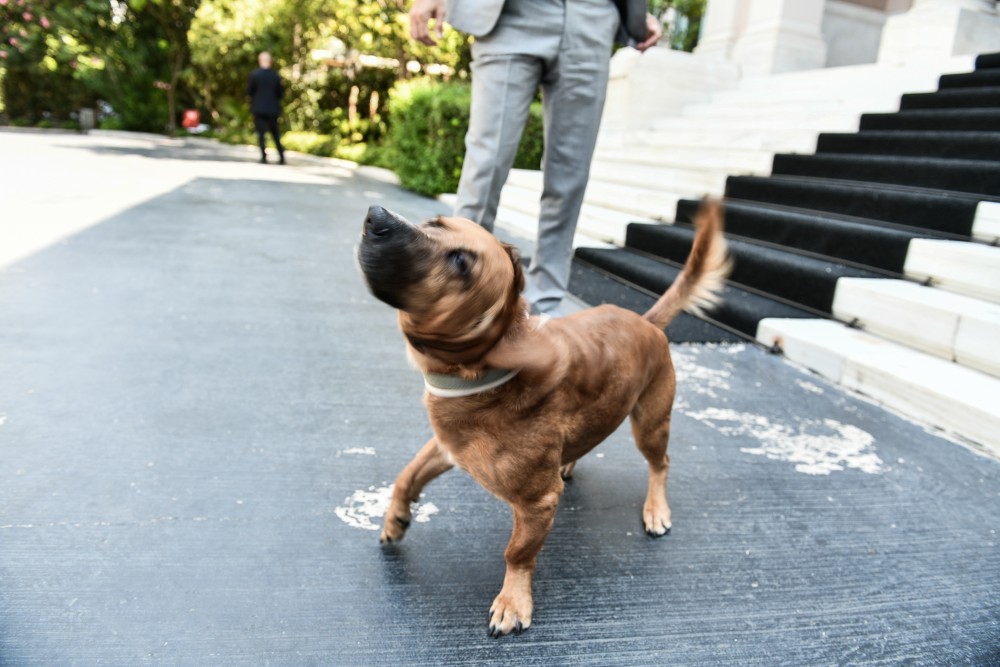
[449,250,471,277]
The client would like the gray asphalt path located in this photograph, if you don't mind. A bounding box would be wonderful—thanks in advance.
[1,130,998,666]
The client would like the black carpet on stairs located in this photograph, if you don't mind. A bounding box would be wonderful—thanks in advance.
[572,248,811,341]
[570,50,1000,340]
[724,175,981,237]
[568,256,744,343]
[816,130,1000,161]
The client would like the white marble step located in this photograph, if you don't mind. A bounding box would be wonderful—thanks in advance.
[498,183,656,246]
[677,95,903,122]
[505,168,685,224]
[756,318,1000,456]
[974,201,1000,243]
[593,143,775,177]
[438,190,612,250]
[588,157,727,194]
[833,278,1000,378]
[492,206,613,251]
[580,180,684,222]
[650,109,864,134]
[905,240,1000,304]
[695,56,967,102]
[610,127,820,154]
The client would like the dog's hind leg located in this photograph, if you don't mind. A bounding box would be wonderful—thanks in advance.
[380,437,454,544]
[630,366,676,537]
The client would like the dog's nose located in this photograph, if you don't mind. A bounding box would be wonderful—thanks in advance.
[364,205,393,238]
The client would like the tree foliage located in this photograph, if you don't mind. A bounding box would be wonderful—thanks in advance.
[187,0,471,147]
[1,0,201,131]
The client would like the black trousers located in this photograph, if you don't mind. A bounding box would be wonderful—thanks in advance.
[253,114,284,158]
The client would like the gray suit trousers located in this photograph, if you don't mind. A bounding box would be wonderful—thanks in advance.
[453,0,620,314]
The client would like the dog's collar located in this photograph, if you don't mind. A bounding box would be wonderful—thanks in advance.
[420,313,550,398]
[423,367,519,398]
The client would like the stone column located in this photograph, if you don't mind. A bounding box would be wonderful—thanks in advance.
[729,0,829,76]
[878,0,1000,63]
[694,0,750,61]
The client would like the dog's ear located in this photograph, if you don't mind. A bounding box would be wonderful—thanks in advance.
[503,242,525,295]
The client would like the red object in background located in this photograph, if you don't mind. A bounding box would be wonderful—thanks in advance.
[181,109,200,129]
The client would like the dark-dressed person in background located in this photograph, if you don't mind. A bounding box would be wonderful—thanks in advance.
[247,51,285,165]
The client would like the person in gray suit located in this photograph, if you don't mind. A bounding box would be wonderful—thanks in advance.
[410,0,660,315]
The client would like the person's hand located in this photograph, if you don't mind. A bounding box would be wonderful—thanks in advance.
[409,0,447,45]
[635,12,662,52]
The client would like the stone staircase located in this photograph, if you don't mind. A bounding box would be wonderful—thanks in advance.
[488,50,1000,456]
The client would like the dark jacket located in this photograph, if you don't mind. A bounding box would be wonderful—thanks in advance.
[247,67,283,116]
[613,0,649,45]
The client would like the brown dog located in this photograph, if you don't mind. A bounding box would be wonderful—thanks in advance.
[356,201,728,637]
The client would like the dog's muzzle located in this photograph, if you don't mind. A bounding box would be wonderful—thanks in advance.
[358,206,427,310]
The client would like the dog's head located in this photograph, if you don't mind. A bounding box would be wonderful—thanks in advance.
[358,206,525,367]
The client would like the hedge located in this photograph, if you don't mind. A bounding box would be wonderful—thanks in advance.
[386,78,543,197]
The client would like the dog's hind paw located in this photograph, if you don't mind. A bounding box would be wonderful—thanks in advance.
[379,514,411,544]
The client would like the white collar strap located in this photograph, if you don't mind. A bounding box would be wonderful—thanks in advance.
[423,367,519,398]
[421,313,549,398]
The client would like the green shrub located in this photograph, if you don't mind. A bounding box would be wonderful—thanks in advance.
[280,131,337,157]
[386,78,542,197]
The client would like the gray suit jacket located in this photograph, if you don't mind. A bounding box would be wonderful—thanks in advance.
[446,0,647,43]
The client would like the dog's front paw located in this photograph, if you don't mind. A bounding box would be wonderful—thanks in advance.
[489,591,532,638]
[379,513,411,544]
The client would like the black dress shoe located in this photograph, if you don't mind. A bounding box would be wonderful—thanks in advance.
[259,155,267,164]
[278,155,285,165]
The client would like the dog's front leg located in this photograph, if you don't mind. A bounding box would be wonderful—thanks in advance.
[381,437,453,544]
[489,490,561,637]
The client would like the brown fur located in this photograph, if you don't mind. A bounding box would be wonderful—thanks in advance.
[357,200,728,637]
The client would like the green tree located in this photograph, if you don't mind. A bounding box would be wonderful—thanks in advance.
[188,0,470,146]
[1,0,202,132]
[99,0,201,133]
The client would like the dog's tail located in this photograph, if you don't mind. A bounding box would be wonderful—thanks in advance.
[643,199,730,330]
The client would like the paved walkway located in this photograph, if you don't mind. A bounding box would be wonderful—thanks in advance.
[1,130,998,666]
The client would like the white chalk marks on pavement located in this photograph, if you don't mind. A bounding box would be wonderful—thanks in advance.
[335,484,439,532]
[686,408,884,475]
[674,345,884,476]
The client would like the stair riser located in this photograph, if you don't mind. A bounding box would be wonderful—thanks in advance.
[900,90,1000,110]
[816,132,1000,161]
[589,162,727,193]
[904,240,1000,304]
[623,128,818,153]
[832,278,1000,379]
[860,111,1000,132]
[593,146,774,176]
[652,114,861,134]
[724,176,978,237]
[772,155,1000,197]
[756,318,1000,455]
[574,247,813,337]
[675,199,916,273]
[939,70,1000,89]
[625,225,881,314]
